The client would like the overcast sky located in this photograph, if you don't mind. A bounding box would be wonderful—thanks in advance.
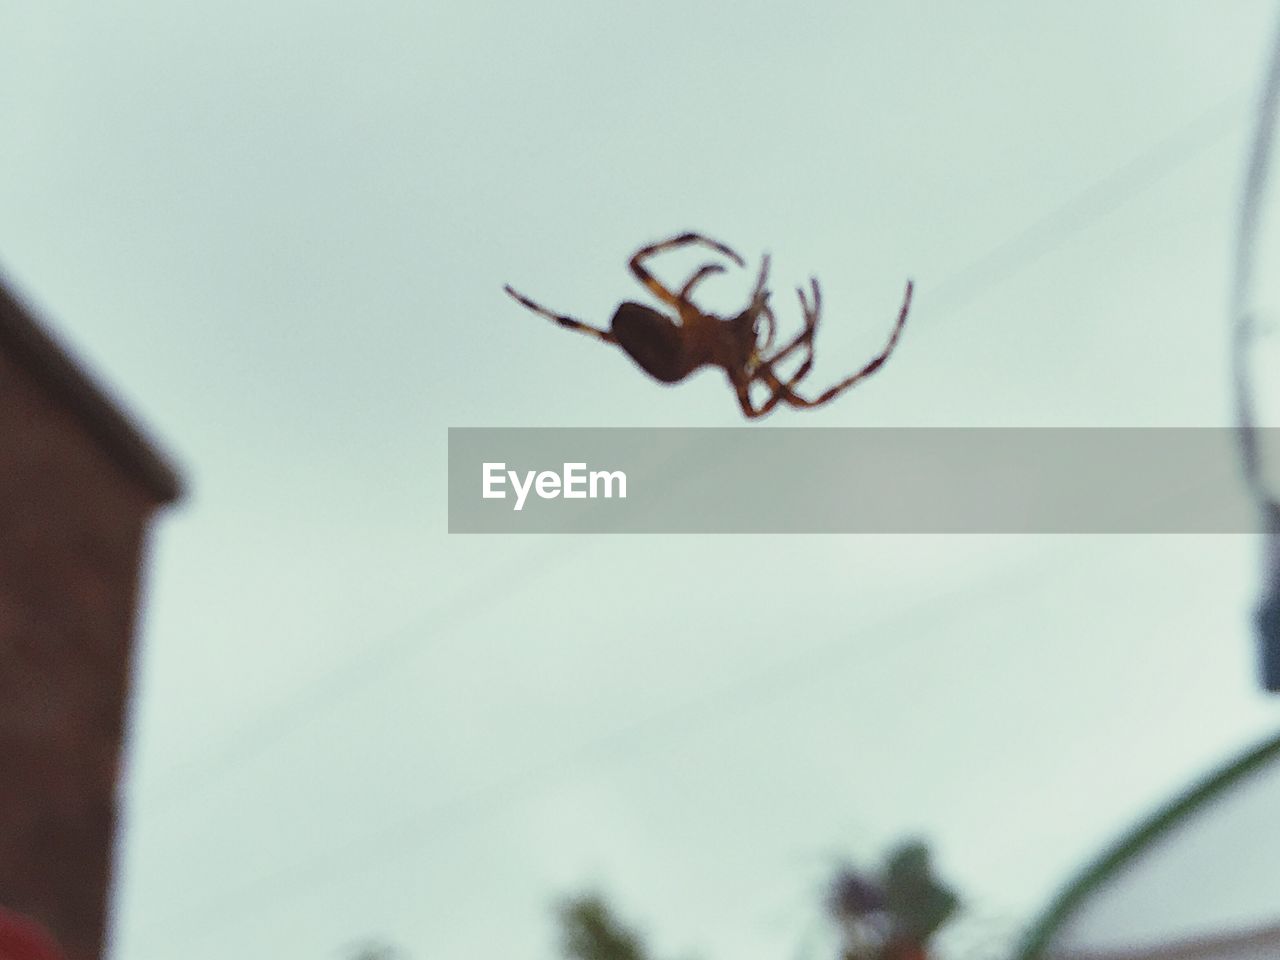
[6,3,1280,959]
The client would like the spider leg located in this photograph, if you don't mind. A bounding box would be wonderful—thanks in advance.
[734,349,817,418]
[629,232,746,309]
[722,281,813,422]
[748,252,770,299]
[735,287,819,419]
[751,278,882,418]
[677,262,727,303]
[759,280,821,369]
[733,379,772,420]
[744,350,818,418]
[779,279,913,410]
[756,300,778,355]
[736,253,778,353]
[504,285,618,345]
[735,276,848,419]
[681,262,771,347]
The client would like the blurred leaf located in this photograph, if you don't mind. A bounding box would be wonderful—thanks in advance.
[558,893,651,960]
[881,840,959,942]
[347,942,399,960]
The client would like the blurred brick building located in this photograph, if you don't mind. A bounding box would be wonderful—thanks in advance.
[0,274,182,960]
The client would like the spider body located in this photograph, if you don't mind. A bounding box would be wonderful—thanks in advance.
[504,232,911,418]
[608,302,691,383]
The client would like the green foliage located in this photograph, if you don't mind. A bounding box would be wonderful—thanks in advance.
[347,942,399,960]
[882,839,960,942]
[555,839,959,960]
[558,893,651,960]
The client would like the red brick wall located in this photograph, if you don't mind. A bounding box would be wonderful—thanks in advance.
[0,345,157,960]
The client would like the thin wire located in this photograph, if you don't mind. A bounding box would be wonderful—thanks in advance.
[135,432,721,811]
[136,535,583,806]
[928,92,1246,318]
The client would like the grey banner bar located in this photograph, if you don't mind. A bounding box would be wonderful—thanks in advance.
[447,428,1265,533]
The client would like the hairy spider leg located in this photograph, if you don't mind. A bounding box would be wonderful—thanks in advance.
[764,278,822,367]
[734,379,780,419]
[746,254,778,353]
[733,279,824,419]
[677,263,726,303]
[779,279,913,410]
[750,360,815,417]
[738,350,824,418]
[754,299,778,355]
[745,253,770,308]
[629,232,746,310]
[720,253,778,360]
[746,278,912,419]
[675,261,727,299]
[503,285,619,345]
[673,260,780,346]
[754,280,822,383]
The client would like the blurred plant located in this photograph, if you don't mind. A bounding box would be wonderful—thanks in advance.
[346,939,400,960]
[558,893,652,960]
[554,839,958,960]
[827,840,959,960]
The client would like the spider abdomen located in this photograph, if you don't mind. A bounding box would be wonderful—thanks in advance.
[610,302,694,383]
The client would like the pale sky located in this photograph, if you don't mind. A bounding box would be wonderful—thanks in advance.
[5,3,1280,959]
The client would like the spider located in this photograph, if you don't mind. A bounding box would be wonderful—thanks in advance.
[503,232,913,419]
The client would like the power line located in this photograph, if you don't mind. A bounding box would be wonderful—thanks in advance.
[925,92,1247,318]
[136,535,583,808]
[134,425,730,816]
